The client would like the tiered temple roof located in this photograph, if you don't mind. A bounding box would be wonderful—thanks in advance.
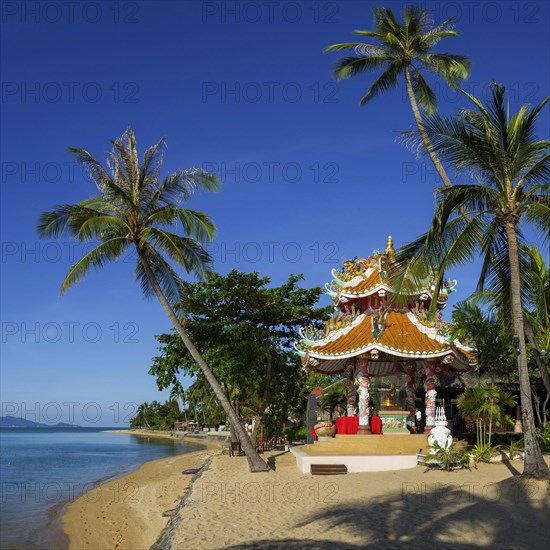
[296,237,476,376]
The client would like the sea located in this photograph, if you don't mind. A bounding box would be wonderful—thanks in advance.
[0,427,204,549]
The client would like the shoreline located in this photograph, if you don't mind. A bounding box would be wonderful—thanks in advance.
[60,434,220,550]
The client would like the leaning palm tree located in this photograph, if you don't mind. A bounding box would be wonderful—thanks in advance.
[392,83,549,477]
[37,127,269,472]
[324,5,470,187]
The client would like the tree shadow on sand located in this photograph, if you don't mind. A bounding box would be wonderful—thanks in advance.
[226,476,549,550]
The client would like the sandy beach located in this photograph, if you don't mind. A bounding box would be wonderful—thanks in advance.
[61,438,550,550]
[167,451,550,550]
[61,433,218,550]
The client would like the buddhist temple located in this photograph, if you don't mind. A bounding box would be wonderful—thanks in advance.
[295,236,477,438]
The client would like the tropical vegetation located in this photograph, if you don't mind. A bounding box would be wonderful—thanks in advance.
[393,83,550,478]
[149,270,330,440]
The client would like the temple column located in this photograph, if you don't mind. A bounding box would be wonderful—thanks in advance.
[424,361,438,435]
[344,364,356,417]
[403,362,418,425]
[356,359,372,435]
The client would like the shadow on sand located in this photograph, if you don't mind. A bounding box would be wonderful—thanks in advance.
[227,475,549,550]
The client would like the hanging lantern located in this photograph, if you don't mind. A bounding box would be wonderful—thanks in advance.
[370,349,380,360]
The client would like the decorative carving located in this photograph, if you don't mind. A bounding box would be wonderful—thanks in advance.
[356,374,370,426]
[428,406,453,450]
[345,364,356,416]
[371,310,387,339]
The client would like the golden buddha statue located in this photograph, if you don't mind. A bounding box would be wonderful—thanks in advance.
[383,383,397,407]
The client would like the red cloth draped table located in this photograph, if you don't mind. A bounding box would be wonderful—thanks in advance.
[335,416,359,434]
[371,416,383,435]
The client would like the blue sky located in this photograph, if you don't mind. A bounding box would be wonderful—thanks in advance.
[1,1,549,425]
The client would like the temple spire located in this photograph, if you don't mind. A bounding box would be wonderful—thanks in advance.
[385,236,395,261]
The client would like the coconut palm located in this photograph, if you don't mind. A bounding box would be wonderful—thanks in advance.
[393,83,549,477]
[324,5,470,188]
[37,127,269,472]
[169,382,188,421]
[471,244,550,394]
[450,300,515,380]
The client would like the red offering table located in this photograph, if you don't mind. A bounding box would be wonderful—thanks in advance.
[335,416,359,434]
[371,416,383,435]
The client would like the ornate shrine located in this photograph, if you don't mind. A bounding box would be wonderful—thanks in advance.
[296,236,476,436]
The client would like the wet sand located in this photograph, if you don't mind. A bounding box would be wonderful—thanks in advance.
[61,434,218,550]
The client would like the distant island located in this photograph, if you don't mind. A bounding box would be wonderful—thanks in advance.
[0,416,81,428]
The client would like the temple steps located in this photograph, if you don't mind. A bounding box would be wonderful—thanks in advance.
[310,464,348,475]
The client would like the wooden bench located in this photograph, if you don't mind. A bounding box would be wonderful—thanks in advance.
[310,464,348,475]
[229,442,244,457]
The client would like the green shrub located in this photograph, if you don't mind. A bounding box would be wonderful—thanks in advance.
[283,426,308,441]
[535,424,550,452]
[421,442,467,471]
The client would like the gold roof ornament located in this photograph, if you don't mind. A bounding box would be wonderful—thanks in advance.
[385,236,396,261]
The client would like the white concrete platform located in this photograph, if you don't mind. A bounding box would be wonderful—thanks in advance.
[289,446,418,473]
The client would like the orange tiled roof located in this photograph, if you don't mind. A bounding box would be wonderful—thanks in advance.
[308,311,452,358]
[340,270,384,296]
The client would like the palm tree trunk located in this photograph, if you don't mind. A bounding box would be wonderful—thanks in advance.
[137,251,270,472]
[403,65,453,188]
[504,222,549,478]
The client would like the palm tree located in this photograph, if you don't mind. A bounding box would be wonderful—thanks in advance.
[169,382,188,421]
[524,245,550,392]
[450,300,515,381]
[393,83,549,477]
[471,244,550,394]
[37,127,269,472]
[324,5,470,188]
[457,385,516,449]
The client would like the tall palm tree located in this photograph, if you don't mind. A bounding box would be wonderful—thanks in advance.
[37,127,269,472]
[324,5,470,188]
[393,83,549,477]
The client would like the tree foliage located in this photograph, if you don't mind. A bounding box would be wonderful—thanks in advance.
[149,270,331,435]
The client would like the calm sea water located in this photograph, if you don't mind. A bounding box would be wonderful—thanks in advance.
[0,428,204,549]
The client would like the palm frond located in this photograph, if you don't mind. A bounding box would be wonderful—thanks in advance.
[410,68,437,115]
[145,206,217,243]
[331,55,389,81]
[142,228,213,279]
[419,53,470,87]
[524,195,550,243]
[359,62,401,106]
[60,237,128,295]
[135,244,184,306]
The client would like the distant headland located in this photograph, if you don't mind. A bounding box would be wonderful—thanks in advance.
[0,416,80,428]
